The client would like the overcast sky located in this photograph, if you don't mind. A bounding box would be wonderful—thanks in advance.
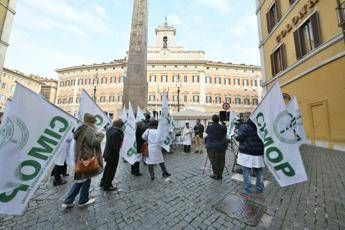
[5,0,260,78]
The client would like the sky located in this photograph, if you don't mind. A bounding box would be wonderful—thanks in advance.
[5,0,260,79]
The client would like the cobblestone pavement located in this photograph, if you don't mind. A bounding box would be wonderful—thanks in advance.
[0,145,345,229]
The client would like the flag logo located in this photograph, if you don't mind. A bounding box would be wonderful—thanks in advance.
[273,110,303,145]
[0,117,29,151]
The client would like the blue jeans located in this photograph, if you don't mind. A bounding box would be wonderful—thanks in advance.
[64,179,91,205]
[242,167,264,194]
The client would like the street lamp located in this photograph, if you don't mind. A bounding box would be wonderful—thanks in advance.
[176,76,181,112]
[93,73,98,101]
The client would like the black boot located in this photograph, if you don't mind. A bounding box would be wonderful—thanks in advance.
[148,165,155,180]
[159,163,171,177]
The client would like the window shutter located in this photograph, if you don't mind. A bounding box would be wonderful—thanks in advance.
[275,0,282,21]
[266,12,272,33]
[281,44,287,70]
[294,30,302,59]
[270,53,276,76]
[311,12,322,47]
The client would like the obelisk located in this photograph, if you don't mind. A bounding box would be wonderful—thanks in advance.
[123,0,148,110]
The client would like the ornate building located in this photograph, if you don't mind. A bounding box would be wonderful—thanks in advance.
[256,0,345,150]
[56,21,262,118]
[0,68,58,115]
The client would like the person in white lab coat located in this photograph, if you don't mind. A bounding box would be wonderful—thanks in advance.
[142,119,171,180]
[182,122,193,153]
[51,131,73,186]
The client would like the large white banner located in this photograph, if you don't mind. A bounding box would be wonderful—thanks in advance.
[250,82,307,187]
[157,93,171,152]
[286,96,306,146]
[227,108,239,138]
[136,106,145,123]
[0,84,78,215]
[120,102,140,165]
[79,89,111,130]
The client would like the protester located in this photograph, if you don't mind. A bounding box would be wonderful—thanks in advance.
[234,119,265,198]
[205,115,228,180]
[182,122,193,153]
[62,113,104,208]
[131,121,145,176]
[51,132,73,186]
[193,119,205,154]
[100,119,124,191]
[142,119,171,180]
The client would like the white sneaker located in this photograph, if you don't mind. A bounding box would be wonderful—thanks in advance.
[78,198,95,207]
[61,203,74,209]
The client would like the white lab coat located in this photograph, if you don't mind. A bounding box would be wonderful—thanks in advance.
[182,127,193,145]
[142,129,164,165]
[55,132,73,166]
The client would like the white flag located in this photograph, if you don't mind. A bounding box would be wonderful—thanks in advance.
[120,102,139,165]
[250,82,307,187]
[227,108,239,137]
[286,96,306,146]
[79,89,111,130]
[136,106,145,123]
[0,83,78,215]
[121,106,127,122]
[157,93,171,152]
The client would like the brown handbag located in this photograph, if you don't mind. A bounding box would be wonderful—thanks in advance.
[141,142,149,158]
[75,154,100,174]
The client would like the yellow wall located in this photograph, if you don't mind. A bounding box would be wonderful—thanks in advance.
[257,0,345,150]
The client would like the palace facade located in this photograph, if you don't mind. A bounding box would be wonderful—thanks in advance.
[56,22,262,118]
[256,0,345,150]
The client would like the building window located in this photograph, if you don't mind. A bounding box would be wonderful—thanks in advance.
[253,98,259,105]
[71,80,75,86]
[234,78,240,86]
[149,95,156,102]
[193,95,200,103]
[244,98,250,105]
[243,79,249,86]
[205,76,211,84]
[62,98,67,104]
[68,97,73,104]
[254,80,258,86]
[206,96,212,103]
[101,77,107,84]
[235,98,241,105]
[57,98,62,104]
[109,95,115,102]
[163,36,168,48]
[59,81,64,87]
[184,75,188,83]
[1,82,6,89]
[119,76,125,83]
[173,75,180,83]
[110,77,116,84]
[85,78,91,85]
[289,0,296,5]
[224,78,231,85]
[215,77,221,84]
[215,96,222,104]
[161,75,168,83]
[225,97,231,104]
[173,95,178,102]
[294,12,322,59]
[76,97,81,104]
[93,78,98,85]
[184,95,188,102]
[193,75,199,83]
[66,80,70,86]
[270,44,287,76]
[100,96,106,103]
[266,0,281,33]
[78,79,83,85]
[118,95,123,102]
[150,75,156,82]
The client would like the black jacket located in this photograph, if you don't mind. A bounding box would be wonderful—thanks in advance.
[194,124,205,138]
[136,125,146,153]
[103,127,124,161]
[205,123,228,151]
[235,120,264,156]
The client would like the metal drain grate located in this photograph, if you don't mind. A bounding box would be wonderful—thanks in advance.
[216,194,266,226]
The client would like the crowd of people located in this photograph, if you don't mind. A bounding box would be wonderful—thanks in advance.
[54,112,264,209]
